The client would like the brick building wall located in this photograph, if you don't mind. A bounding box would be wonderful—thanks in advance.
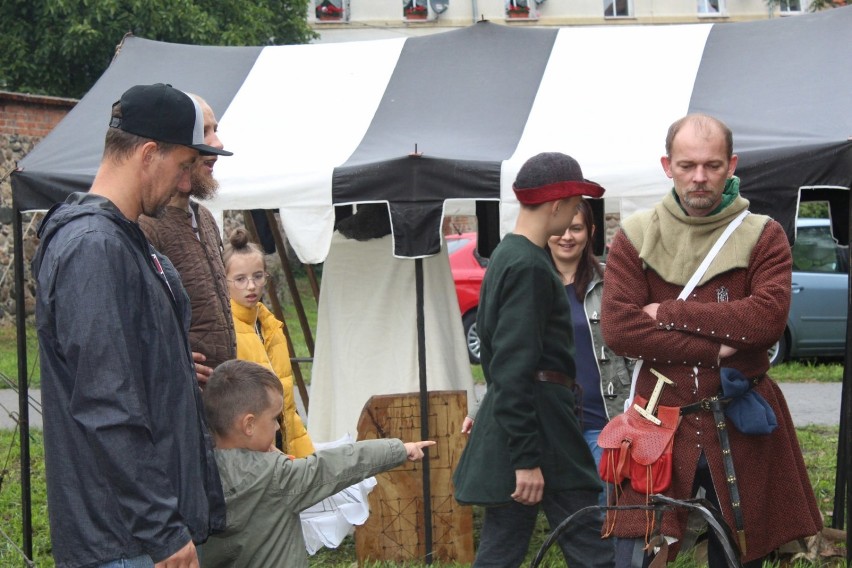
[0,91,77,323]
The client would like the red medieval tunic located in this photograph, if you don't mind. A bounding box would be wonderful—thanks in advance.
[601,192,822,563]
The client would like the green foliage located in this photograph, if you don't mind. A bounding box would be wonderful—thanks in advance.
[765,0,849,12]
[799,201,830,219]
[0,0,317,98]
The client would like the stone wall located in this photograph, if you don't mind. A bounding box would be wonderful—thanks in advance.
[1,92,77,324]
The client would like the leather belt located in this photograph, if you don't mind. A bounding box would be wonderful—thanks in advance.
[535,370,582,421]
[533,370,575,389]
[680,396,730,416]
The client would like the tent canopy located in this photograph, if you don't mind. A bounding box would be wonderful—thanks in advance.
[12,7,852,262]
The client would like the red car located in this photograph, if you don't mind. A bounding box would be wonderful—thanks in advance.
[445,232,488,363]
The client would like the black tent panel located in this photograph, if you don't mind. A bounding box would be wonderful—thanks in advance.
[737,143,852,243]
[688,6,852,242]
[690,7,852,156]
[333,21,559,257]
[12,36,262,211]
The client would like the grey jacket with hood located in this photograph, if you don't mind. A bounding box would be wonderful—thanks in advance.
[32,193,226,568]
[582,271,634,420]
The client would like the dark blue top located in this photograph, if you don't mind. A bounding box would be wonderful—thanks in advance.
[566,284,607,431]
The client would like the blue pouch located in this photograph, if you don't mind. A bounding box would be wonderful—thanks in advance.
[720,367,778,435]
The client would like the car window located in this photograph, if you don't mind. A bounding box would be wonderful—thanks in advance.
[792,223,844,273]
[446,237,471,255]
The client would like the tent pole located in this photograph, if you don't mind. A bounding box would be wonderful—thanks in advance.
[263,211,315,356]
[832,197,852,560]
[415,259,434,564]
[13,200,33,562]
[243,211,310,412]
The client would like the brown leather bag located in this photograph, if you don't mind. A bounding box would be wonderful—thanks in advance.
[597,394,680,494]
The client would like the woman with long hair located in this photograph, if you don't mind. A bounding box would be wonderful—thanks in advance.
[547,200,633,470]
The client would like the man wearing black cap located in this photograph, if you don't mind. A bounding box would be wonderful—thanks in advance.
[140,95,237,386]
[453,152,614,567]
[32,83,229,568]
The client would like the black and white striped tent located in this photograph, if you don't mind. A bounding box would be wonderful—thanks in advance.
[13,7,852,261]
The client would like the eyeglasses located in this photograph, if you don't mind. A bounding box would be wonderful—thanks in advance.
[228,272,268,289]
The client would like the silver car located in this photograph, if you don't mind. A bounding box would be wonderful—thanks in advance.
[769,218,848,365]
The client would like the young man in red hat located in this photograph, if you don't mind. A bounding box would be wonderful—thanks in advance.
[454,152,614,567]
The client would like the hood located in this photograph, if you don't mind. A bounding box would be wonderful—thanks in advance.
[32,193,146,276]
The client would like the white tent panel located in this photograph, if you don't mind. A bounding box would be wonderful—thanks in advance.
[210,39,407,263]
[500,24,713,234]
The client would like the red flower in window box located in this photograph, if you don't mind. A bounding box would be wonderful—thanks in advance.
[506,3,530,17]
[316,2,344,20]
[404,4,429,19]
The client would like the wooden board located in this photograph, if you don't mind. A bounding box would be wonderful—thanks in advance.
[354,390,475,564]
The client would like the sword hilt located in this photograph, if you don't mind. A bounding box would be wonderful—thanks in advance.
[634,368,674,425]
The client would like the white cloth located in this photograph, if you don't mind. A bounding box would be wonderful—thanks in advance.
[299,434,377,555]
[307,232,476,442]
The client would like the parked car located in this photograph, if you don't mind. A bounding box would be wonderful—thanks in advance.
[769,218,848,365]
[448,219,848,367]
[446,233,487,363]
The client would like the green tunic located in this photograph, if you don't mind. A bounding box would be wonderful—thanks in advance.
[453,234,601,505]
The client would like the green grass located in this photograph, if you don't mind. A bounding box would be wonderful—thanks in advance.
[0,325,40,389]
[771,360,844,383]
[0,429,51,566]
[0,266,844,390]
[0,267,319,391]
[0,426,841,567]
[470,359,844,386]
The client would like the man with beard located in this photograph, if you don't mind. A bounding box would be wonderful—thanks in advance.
[601,114,821,566]
[140,95,236,385]
[32,83,228,568]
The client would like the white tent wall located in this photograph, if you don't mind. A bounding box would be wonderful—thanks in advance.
[308,233,476,442]
[499,24,714,236]
[210,39,407,264]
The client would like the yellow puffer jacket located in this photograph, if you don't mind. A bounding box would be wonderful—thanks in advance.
[231,299,315,457]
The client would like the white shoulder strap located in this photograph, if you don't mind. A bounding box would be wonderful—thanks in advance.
[624,209,750,411]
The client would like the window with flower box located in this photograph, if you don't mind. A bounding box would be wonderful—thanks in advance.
[404,0,430,20]
[316,0,346,22]
[506,0,533,19]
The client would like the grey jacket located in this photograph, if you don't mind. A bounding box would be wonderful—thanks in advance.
[201,439,407,568]
[583,272,634,420]
[32,193,226,568]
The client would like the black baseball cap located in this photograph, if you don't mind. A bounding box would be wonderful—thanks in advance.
[109,83,233,156]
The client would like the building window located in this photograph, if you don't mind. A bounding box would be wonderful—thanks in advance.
[604,0,632,17]
[316,0,345,21]
[697,0,725,14]
[404,0,429,19]
[506,0,532,18]
[779,0,803,12]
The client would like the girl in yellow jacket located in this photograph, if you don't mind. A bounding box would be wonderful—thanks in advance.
[224,228,314,457]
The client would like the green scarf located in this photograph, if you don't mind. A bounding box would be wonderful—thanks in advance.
[622,177,771,286]
[672,176,741,216]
